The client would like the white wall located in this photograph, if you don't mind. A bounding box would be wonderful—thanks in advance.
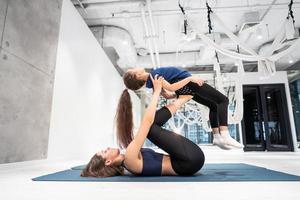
[0,0,62,163]
[48,0,141,160]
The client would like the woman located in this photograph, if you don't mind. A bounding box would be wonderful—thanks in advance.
[122,66,244,150]
[81,75,205,177]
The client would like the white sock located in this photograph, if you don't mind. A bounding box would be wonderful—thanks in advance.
[213,133,222,139]
[212,133,232,150]
[220,130,244,148]
[220,130,230,135]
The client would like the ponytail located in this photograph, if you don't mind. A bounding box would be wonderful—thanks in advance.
[115,89,133,148]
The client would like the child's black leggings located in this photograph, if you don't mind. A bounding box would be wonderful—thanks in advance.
[147,107,205,175]
[175,82,229,128]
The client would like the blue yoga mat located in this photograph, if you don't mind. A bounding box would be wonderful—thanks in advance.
[71,163,262,171]
[32,163,300,182]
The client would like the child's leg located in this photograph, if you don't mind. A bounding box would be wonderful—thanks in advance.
[190,83,243,148]
[188,83,244,149]
[188,82,229,127]
[192,94,232,150]
[191,94,219,130]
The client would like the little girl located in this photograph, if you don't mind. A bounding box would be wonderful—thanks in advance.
[122,66,243,150]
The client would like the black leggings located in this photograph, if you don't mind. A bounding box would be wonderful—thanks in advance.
[176,82,229,128]
[147,107,205,175]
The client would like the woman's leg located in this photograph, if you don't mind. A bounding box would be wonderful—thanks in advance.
[153,107,172,126]
[148,107,205,175]
[153,95,193,126]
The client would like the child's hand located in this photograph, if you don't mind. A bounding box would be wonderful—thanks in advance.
[190,76,204,86]
[150,74,163,94]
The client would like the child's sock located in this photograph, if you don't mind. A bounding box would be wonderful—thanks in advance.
[220,130,244,148]
[212,133,232,150]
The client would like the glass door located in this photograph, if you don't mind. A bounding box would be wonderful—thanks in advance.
[242,84,293,151]
[242,86,265,151]
[260,85,293,151]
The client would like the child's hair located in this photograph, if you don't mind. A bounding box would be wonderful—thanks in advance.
[115,89,134,148]
[80,154,124,178]
[123,71,146,90]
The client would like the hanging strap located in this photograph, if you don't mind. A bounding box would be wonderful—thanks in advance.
[287,0,295,24]
[206,2,213,34]
[178,0,188,34]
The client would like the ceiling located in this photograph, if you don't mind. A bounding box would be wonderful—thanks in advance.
[72,0,300,79]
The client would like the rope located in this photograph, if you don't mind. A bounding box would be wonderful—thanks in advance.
[206,2,213,34]
[178,0,185,15]
[178,0,188,34]
[206,2,219,63]
[215,51,220,63]
[287,0,295,24]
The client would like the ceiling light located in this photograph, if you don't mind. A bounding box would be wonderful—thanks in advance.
[137,48,148,56]
[288,55,294,64]
[256,27,263,39]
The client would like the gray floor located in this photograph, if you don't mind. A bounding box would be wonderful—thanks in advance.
[1,146,300,200]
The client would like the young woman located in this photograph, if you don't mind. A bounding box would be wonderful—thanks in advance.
[122,66,243,150]
[81,75,205,177]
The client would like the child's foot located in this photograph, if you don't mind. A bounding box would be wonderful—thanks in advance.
[220,131,244,149]
[212,133,233,150]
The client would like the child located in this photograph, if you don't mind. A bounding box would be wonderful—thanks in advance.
[122,66,243,150]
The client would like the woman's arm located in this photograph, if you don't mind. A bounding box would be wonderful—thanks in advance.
[125,75,162,161]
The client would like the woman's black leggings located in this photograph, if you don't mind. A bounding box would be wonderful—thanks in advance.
[176,82,229,128]
[147,107,205,176]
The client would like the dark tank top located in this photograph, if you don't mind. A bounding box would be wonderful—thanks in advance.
[140,148,163,176]
[121,148,163,176]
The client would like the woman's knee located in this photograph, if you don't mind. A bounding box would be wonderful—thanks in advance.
[190,148,205,166]
[154,107,172,126]
[184,148,205,174]
[147,124,160,139]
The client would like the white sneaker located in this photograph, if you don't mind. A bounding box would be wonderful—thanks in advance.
[221,132,244,149]
[212,134,233,150]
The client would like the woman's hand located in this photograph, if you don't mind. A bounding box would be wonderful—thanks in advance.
[150,74,163,94]
[190,76,205,86]
[161,89,176,99]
